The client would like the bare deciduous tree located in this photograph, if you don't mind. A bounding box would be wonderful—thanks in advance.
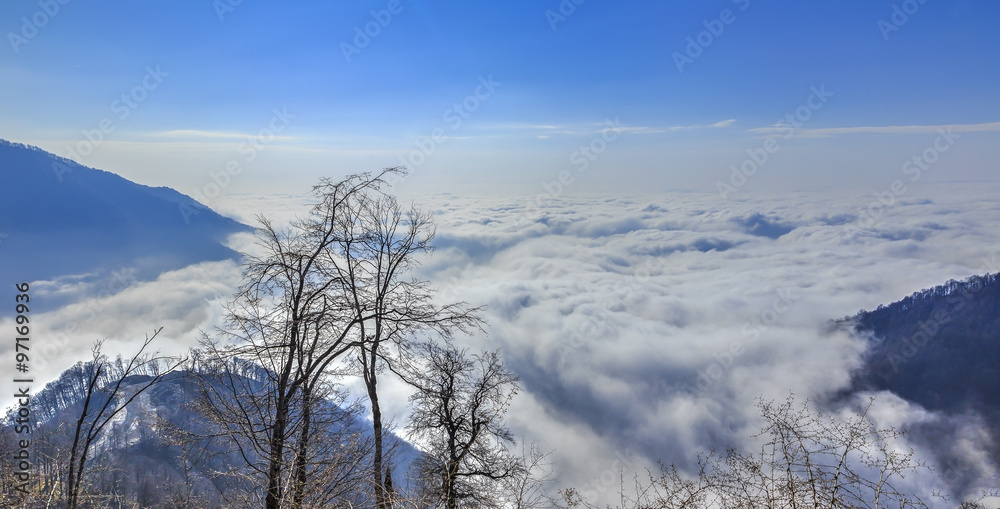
[407,342,521,509]
[320,172,484,508]
[65,327,185,509]
[504,443,556,509]
[199,170,404,509]
[558,395,939,509]
[199,168,482,508]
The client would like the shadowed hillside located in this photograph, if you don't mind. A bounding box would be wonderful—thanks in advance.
[843,272,1000,494]
[3,361,422,507]
[0,139,250,302]
[848,273,1000,413]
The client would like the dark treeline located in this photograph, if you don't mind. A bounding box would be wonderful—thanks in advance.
[848,272,1000,416]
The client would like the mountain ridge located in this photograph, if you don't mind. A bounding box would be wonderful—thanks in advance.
[839,272,1000,494]
[0,139,252,306]
[846,272,1000,413]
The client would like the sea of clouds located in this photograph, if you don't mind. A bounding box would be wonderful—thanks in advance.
[5,181,1000,505]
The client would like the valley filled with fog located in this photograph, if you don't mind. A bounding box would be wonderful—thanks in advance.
[6,181,999,504]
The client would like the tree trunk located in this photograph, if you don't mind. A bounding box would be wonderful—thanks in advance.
[291,385,312,509]
[384,466,395,506]
[370,375,386,509]
[446,461,460,509]
[265,405,287,508]
[265,382,291,509]
[67,366,100,509]
[266,313,301,509]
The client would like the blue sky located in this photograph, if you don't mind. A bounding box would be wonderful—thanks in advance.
[5,3,1000,499]
[2,0,999,197]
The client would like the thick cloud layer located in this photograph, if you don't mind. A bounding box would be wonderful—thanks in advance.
[6,181,1000,505]
[1,260,243,391]
[411,182,1000,504]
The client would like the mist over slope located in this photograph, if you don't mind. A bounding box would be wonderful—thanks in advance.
[0,139,250,309]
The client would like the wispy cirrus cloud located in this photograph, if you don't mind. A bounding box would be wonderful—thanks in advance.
[708,118,737,128]
[608,119,737,135]
[483,119,736,137]
[669,118,737,131]
[482,122,622,137]
[749,121,1000,138]
[153,129,297,141]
